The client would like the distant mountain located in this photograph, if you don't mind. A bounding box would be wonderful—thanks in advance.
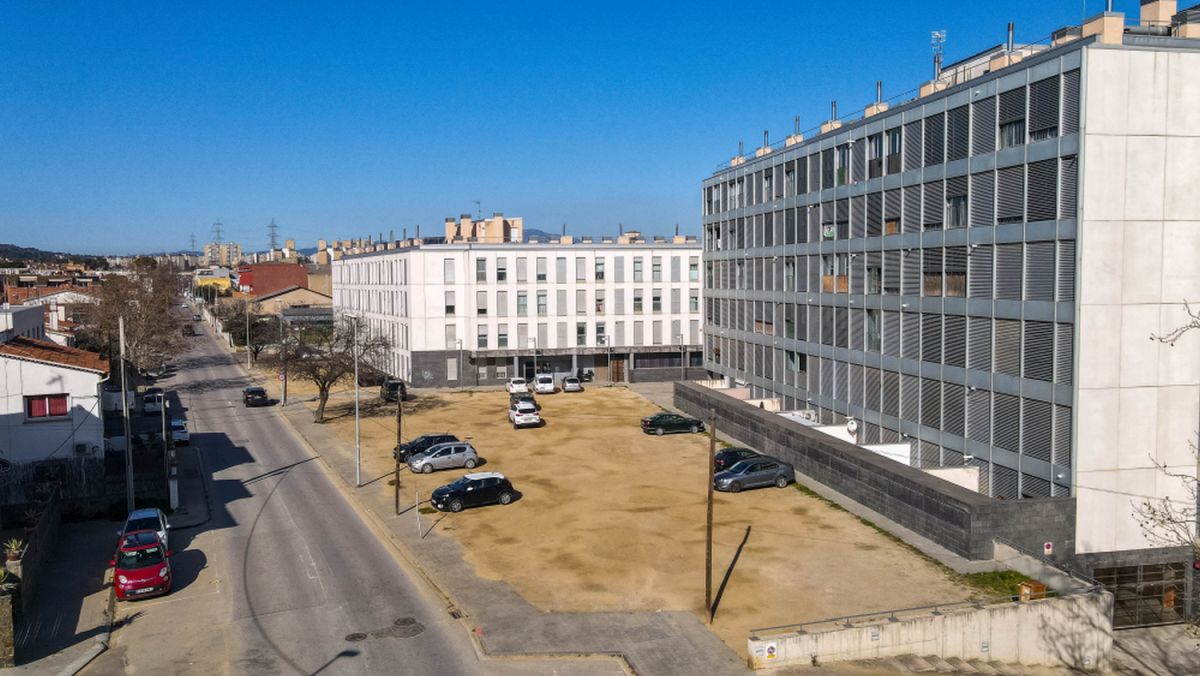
[523,228,557,240]
[0,243,110,268]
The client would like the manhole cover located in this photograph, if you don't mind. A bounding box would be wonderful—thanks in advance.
[390,617,425,638]
[394,617,417,627]
[345,633,367,642]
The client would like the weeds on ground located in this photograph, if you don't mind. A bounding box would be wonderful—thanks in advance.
[418,507,437,515]
[960,570,1033,598]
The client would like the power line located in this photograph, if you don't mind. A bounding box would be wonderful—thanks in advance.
[267,218,279,250]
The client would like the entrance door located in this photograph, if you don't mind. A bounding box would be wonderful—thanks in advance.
[610,356,625,382]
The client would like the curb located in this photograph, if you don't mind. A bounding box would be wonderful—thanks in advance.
[56,572,116,676]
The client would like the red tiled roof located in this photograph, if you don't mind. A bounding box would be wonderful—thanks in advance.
[0,336,108,374]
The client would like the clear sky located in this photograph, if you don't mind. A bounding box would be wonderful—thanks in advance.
[0,1,1127,255]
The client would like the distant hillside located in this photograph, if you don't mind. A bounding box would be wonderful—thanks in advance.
[0,242,108,268]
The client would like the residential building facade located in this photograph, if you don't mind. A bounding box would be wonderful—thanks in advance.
[334,224,704,387]
[700,3,1200,621]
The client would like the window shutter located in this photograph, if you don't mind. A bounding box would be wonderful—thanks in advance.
[865,367,881,413]
[903,120,923,171]
[923,181,945,229]
[945,246,967,297]
[1053,405,1072,467]
[850,309,864,351]
[821,149,834,189]
[900,372,920,420]
[1055,323,1074,384]
[852,141,866,183]
[902,251,921,296]
[882,370,901,416]
[944,314,966,367]
[993,464,1019,500]
[837,198,851,239]
[923,247,943,297]
[1028,75,1060,137]
[947,106,969,161]
[820,307,834,345]
[996,165,1025,223]
[851,254,865,294]
[998,87,1026,124]
[1022,398,1053,462]
[883,310,901,356]
[901,311,921,360]
[919,440,939,468]
[921,377,941,428]
[1057,240,1076,302]
[1022,320,1054,381]
[946,175,968,199]
[971,96,996,155]
[993,392,1021,453]
[970,171,994,227]
[1060,156,1078,219]
[1023,474,1051,497]
[851,195,865,238]
[884,188,902,226]
[1027,159,1057,221]
[922,313,942,363]
[943,383,965,437]
[1062,70,1081,135]
[884,251,901,297]
[967,387,991,443]
[836,307,849,348]
[867,192,883,236]
[849,363,863,406]
[903,185,922,233]
[968,244,993,299]
[994,319,1022,376]
[995,243,1023,300]
[1024,241,1056,301]
[924,112,945,167]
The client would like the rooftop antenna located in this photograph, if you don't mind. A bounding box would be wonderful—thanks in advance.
[619,222,624,235]
[473,200,481,220]
[794,115,800,135]
[189,233,196,252]
[389,229,394,242]
[211,219,223,243]
[830,100,837,120]
[876,80,883,104]
[738,141,744,158]
[267,218,279,250]
[675,223,680,237]
[931,30,947,80]
[561,223,567,236]
[1006,22,1015,53]
[763,129,769,148]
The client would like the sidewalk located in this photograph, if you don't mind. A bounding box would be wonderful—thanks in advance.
[274,396,749,676]
[7,523,114,674]
[167,443,210,530]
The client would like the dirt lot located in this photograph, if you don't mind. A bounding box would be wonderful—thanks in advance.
[264,372,974,658]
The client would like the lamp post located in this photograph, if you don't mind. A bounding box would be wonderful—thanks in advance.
[245,300,251,369]
[276,300,288,405]
[349,314,361,488]
[531,337,538,378]
[677,333,686,381]
[456,339,463,387]
[119,315,134,515]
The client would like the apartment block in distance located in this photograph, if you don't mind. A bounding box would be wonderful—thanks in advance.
[333,214,704,388]
[697,3,1200,627]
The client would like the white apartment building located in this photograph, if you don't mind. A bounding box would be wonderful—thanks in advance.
[333,223,704,388]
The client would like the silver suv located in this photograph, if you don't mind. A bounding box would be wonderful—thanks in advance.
[407,441,479,474]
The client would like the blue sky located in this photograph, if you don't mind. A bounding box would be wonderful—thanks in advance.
[0,1,1129,255]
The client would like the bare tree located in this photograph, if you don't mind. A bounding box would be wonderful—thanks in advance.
[215,299,276,362]
[77,265,185,372]
[288,315,389,423]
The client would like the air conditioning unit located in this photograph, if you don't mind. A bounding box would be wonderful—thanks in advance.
[74,443,88,456]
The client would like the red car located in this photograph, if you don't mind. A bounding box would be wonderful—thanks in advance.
[111,530,173,600]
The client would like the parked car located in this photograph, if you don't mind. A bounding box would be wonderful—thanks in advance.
[170,418,190,446]
[430,472,516,513]
[393,433,458,462]
[407,441,479,474]
[380,378,406,403]
[505,377,529,394]
[111,530,172,601]
[714,457,794,492]
[640,412,704,436]
[509,392,540,410]
[142,390,164,414]
[357,366,388,387]
[533,375,555,394]
[561,376,583,392]
[242,386,270,407]
[509,401,542,429]
[714,447,760,472]
[119,507,170,550]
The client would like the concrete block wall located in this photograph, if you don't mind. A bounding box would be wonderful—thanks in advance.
[676,382,1076,561]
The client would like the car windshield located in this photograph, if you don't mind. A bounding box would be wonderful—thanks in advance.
[170,420,186,430]
[511,379,525,385]
[727,460,755,474]
[117,545,165,570]
[565,378,578,383]
[517,403,536,413]
[126,517,160,532]
[247,388,265,396]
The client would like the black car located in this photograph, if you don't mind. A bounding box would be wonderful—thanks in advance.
[509,392,540,410]
[430,472,516,513]
[714,447,760,472]
[242,386,270,407]
[380,379,406,403]
[640,412,705,436]
[393,433,459,462]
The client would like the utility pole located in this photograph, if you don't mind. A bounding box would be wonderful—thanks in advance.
[245,301,252,368]
[705,407,716,622]
[267,218,279,251]
[678,334,686,381]
[395,389,403,515]
[276,300,288,405]
[352,317,361,487]
[119,316,134,515]
[161,399,170,481]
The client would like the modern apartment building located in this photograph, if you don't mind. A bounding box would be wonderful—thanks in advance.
[204,241,242,268]
[333,217,704,388]
[700,3,1200,622]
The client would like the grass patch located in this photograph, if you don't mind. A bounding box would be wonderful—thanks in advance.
[961,570,1032,598]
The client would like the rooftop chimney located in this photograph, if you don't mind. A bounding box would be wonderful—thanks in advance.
[864,81,889,117]
[1083,5,1125,43]
[1007,22,1015,52]
[820,101,842,134]
[786,115,805,146]
[755,129,772,157]
[1140,0,1177,27]
[731,141,745,167]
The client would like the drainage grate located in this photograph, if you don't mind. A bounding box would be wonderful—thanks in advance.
[345,633,367,642]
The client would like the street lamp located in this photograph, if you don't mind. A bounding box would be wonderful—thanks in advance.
[530,337,538,377]
[346,313,362,488]
[276,300,288,405]
[456,339,463,387]
[598,335,612,386]
[677,333,687,381]
[245,300,251,369]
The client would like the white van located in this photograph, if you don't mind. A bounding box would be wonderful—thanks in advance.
[142,391,163,414]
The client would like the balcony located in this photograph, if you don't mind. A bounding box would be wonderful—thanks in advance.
[821,275,849,293]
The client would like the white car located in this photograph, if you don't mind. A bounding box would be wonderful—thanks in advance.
[533,375,555,394]
[562,376,583,392]
[120,507,170,551]
[505,377,528,394]
[170,418,190,446]
[509,401,542,429]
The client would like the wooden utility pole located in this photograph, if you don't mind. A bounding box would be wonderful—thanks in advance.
[705,407,716,622]
[395,392,403,515]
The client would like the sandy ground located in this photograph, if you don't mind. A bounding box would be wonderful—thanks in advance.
[259,370,972,658]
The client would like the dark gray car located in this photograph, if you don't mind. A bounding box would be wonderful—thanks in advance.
[714,457,794,492]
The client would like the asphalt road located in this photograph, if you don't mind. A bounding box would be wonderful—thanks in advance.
[89,321,604,675]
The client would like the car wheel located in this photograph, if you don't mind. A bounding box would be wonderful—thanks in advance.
[498,492,513,505]
[464,458,477,469]
[689,425,698,433]
[775,475,789,488]
[449,499,464,513]
[422,465,433,474]
[656,428,664,436]
[729,481,743,493]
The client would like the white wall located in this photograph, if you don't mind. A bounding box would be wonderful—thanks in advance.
[1075,46,1200,555]
[0,357,105,463]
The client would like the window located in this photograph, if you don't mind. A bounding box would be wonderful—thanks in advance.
[1029,75,1060,142]
[516,257,528,283]
[576,322,587,346]
[689,290,699,312]
[497,290,508,317]
[576,257,587,282]
[633,257,644,282]
[557,289,567,316]
[497,258,508,282]
[476,258,487,282]
[447,357,458,381]
[25,394,68,419]
[633,290,644,314]
[596,322,606,345]
[498,324,509,348]
[946,194,968,228]
[537,291,548,316]
[476,290,487,316]
[614,256,625,282]
[868,134,884,178]
[999,86,1027,149]
[866,309,881,351]
[836,145,850,185]
[445,323,457,349]
[1000,119,1025,148]
[556,257,567,283]
[516,292,528,316]
[496,364,508,379]
[595,258,605,281]
[634,320,644,346]
[445,291,456,316]
[614,289,625,314]
[536,257,547,282]
[477,324,488,349]
[652,289,662,313]
[595,289,606,314]
[576,289,586,314]
[786,351,806,372]
[689,257,699,281]
[886,128,902,174]
[652,257,662,282]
